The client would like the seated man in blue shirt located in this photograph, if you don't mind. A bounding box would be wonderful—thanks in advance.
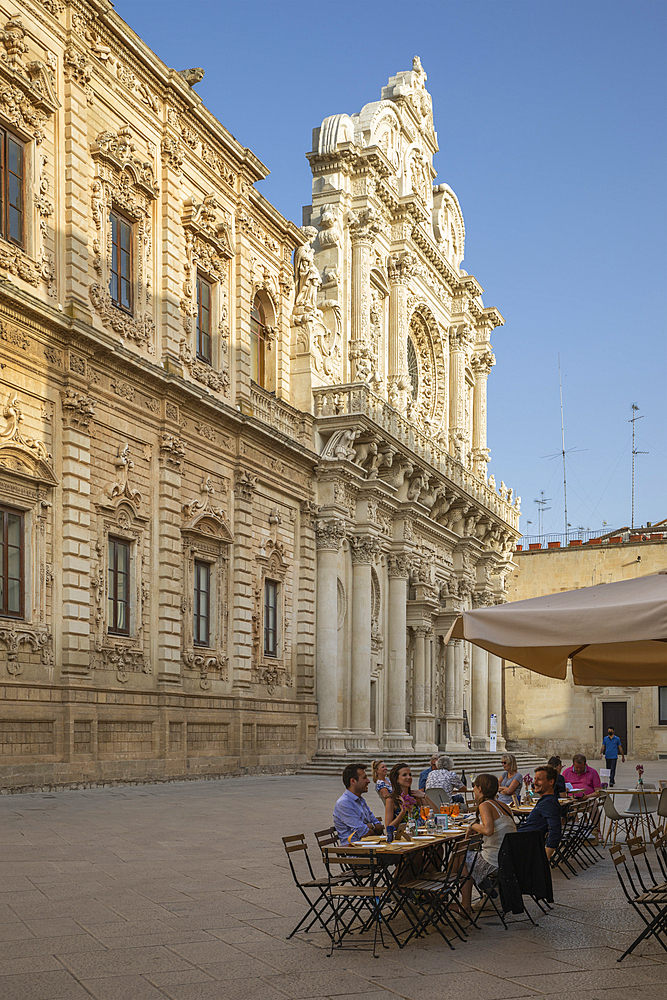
[419,756,438,790]
[517,765,562,859]
[600,726,625,787]
[333,763,384,844]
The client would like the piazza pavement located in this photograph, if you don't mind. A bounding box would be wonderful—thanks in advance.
[0,761,666,1000]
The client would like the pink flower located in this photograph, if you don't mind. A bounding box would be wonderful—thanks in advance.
[401,793,416,807]
[523,774,532,786]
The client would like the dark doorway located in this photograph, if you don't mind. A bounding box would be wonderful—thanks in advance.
[602,702,628,753]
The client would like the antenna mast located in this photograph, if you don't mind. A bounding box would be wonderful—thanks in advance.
[558,356,569,540]
[629,403,647,530]
[534,491,552,536]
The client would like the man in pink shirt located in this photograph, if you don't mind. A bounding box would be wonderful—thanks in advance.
[562,754,602,796]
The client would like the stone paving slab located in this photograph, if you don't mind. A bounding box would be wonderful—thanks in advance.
[0,769,666,1000]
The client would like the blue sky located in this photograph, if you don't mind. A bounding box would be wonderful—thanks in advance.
[115,0,666,534]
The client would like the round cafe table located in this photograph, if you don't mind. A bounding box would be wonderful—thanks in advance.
[602,787,658,843]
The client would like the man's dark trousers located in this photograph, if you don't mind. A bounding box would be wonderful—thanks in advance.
[605,758,618,786]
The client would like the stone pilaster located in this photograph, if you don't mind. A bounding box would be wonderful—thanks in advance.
[410,625,437,753]
[60,389,96,677]
[156,433,186,686]
[443,638,467,751]
[348,534,381,750]
[488,652,506,751]
[232,469,257,692]
[471,644,489,750]
[160,134,186,368]
[383,553,413,751]
[315,518,346,753]
[296,500,318,697]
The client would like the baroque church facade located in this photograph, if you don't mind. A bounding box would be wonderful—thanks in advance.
[0,0,519,788]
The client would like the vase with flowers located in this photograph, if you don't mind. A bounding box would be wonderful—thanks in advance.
[522,774,533,804]
[636,763,644,790]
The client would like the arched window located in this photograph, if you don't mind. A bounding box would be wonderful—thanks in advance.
[250,296,267,387]
[407,336,419,400]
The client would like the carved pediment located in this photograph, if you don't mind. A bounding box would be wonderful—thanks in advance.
[0,393,56,485]
[182,476,232,541]
[91,126,159,200]
[182,194,234,260]
[0,19,60,143]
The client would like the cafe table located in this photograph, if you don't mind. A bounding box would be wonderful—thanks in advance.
[327,829,468,946]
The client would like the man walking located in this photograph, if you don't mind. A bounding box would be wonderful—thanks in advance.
[600,726,625,787]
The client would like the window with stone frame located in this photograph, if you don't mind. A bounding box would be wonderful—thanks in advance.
[180,485,231,686]
[196,272,213,365]
[193,558,212,647]
[0,503,24,618]
[109,209,133,314]
[250,296,268,387]
[0,392,56,670]
[107,535,131,635]
[263,578,279,658]
[0,128,25,249]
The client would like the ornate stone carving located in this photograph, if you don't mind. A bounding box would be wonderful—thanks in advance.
[0,18,60,144]
[0,392,52,473]
[348,206,381,245]
[386,553,411,578]
[60,390,96,430]
[315,518,346,551]
[182,477,230,529]
[300,499,320,527]
[161,134,184,173]
[179,338,229,392]
[201,142,236,187]
[0,624,52,674]
[235,469,257,501]
[63,44,93,104]
[292,226,321,325]
[92,642,149,684]
[107,444,142,506]
[89,127,157,350]
[159,433,185,468]
[349,534,382,564]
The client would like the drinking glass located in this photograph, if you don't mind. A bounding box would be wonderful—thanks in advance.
[452,803,460,817]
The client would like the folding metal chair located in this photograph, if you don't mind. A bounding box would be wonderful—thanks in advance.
[609,843,667,961]
[626,837,667,893]
[323,848,390,958]
[395,834,483,949]
[282,833,337,940]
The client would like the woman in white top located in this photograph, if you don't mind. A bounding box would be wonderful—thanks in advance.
[458,773,516,917]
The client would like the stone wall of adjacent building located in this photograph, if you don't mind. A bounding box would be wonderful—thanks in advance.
[504,537,667,760]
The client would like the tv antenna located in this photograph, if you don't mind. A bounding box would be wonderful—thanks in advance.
[629,404,647,529]
[534,492,552,536]
[541,357,587,542]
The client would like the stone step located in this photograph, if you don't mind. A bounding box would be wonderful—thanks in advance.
[296,750,545,777]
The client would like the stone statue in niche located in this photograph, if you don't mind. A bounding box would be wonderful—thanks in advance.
[293,226,321,323]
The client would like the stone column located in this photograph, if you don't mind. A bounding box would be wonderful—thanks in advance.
[487,653,506,751]
[386,252,412,409]
[443,638,467,751]
[349,535,380,750]
[315,518,346,754]
[471,350,495,478]
[471,644,489,750]
[410,626,438,753]
[384,554,413,751]
[349,209,379,382]
[448,325,468,461]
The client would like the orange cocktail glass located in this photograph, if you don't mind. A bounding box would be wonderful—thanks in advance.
[451,803,460,817]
